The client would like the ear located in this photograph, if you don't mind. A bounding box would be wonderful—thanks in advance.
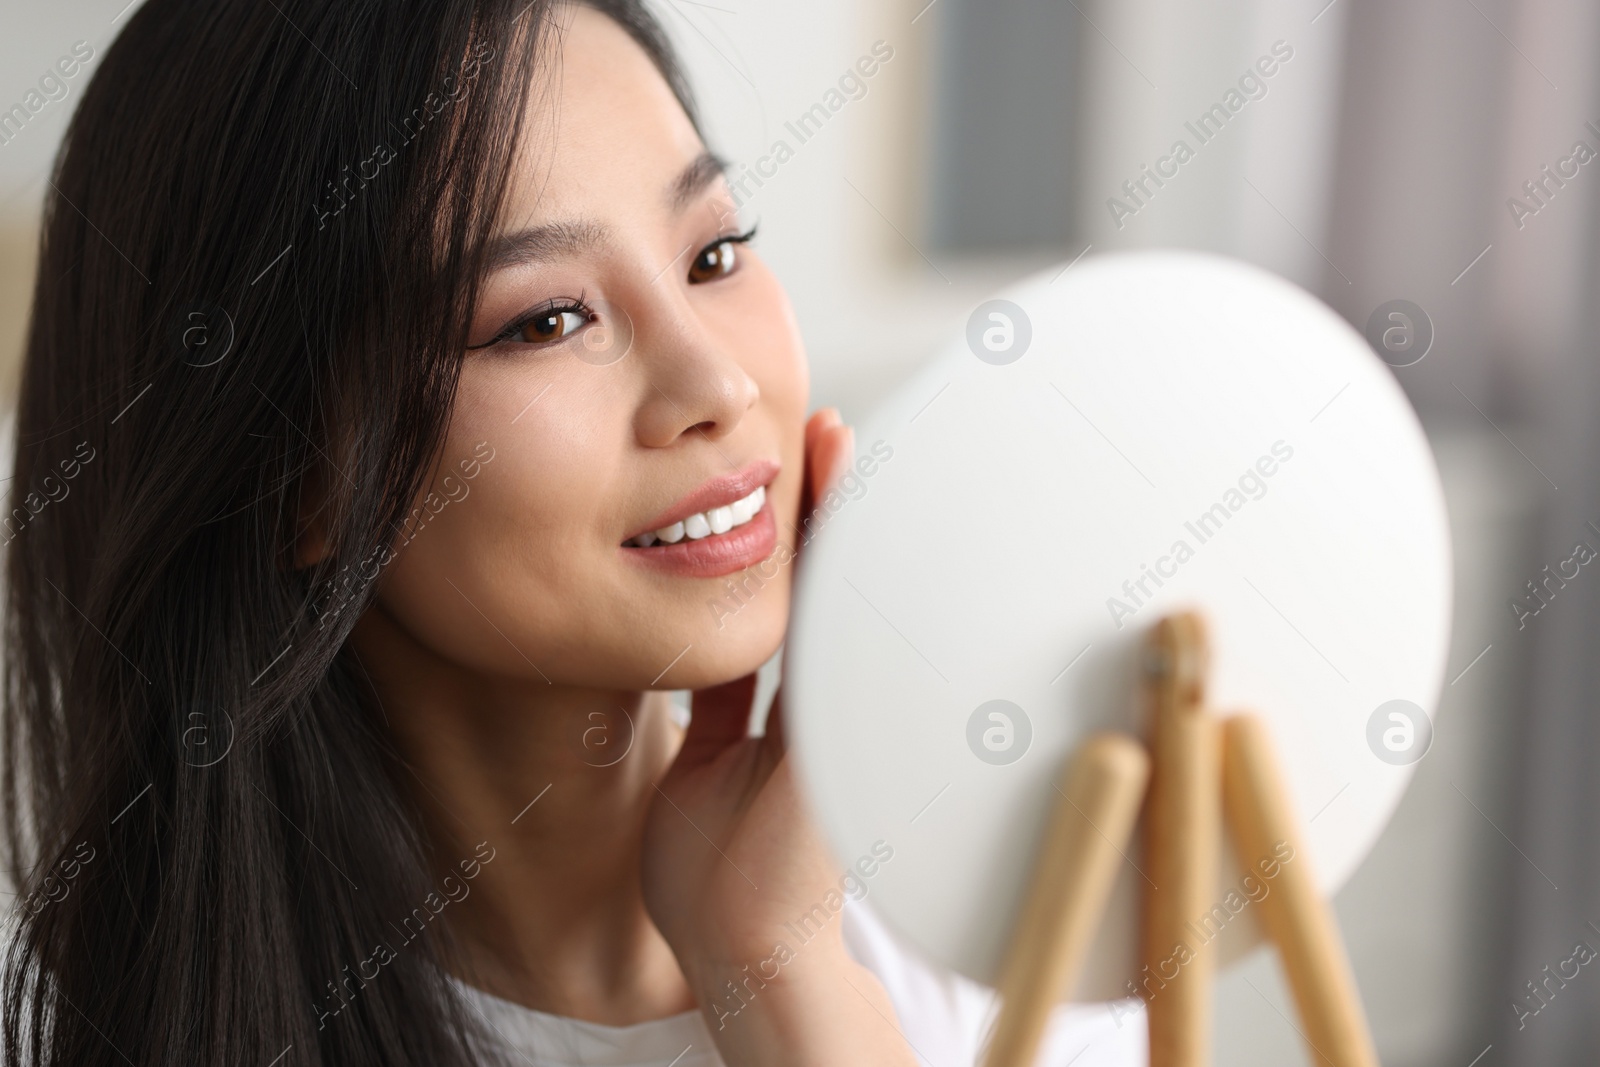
[292,460,333,569]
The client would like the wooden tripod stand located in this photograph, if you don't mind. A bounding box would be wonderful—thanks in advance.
[981,611,1380,1067]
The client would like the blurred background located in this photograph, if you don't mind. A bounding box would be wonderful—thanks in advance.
[3,0,1600,1063]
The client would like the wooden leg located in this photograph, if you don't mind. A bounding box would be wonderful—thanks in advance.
[1142,611,1222,1067]
[982,733,1150,1067]
[1220,713,1380,1067]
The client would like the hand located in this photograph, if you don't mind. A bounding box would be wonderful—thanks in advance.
[641,409,915,1065]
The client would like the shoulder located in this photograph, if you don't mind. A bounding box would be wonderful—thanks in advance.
[839,896,1148,1066]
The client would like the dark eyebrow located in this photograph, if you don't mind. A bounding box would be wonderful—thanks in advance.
[669,150,731,212]
[481,219,610,274]
[480,151,729,275]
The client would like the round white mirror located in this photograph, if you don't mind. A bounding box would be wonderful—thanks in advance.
[784,250,1452,1000]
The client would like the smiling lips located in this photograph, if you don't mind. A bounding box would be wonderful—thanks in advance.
[622,459,780,579]
[626,485,765,547]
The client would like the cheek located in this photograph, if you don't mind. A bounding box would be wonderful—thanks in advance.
[732,263,810,513]
[369,363,633,675]
[740,265,810,420]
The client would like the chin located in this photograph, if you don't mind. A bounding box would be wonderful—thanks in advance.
[650,582,792,690]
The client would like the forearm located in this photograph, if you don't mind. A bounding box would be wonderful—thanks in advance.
[687,940,919,1067]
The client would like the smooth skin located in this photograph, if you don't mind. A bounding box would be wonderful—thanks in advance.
[304,5,918,1064]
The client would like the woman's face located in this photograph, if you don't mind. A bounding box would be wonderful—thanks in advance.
[364,5,809,691]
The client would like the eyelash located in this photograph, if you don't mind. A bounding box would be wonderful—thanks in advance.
[470,223,760,352]
[468,292,595,353]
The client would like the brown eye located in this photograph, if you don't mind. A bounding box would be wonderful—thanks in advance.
[513,308,588,344]
[688,239,738,284]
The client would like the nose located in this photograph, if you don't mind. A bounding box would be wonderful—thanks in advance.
[632,303,760,448]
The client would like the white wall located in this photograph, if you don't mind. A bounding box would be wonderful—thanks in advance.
[0,0,134,220]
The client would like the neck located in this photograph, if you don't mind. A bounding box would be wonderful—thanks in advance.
[348,601,695,1024]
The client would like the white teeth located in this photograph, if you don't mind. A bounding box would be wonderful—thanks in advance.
[632,484,766,548]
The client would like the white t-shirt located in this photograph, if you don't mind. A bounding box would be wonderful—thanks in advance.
[452,895,1147,1066]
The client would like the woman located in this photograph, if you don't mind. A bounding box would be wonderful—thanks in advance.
[1,1,1143,1063]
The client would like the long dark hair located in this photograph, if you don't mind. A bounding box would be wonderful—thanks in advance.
[0,1,700,1063]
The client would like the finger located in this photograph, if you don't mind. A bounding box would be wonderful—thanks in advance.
[810,422,854,503]
[677,672,758,769]
[805,407,842,459]
[797,409,839,522]
[795,416,853,555]
[754,683,789,775]
[763,684,787,745]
